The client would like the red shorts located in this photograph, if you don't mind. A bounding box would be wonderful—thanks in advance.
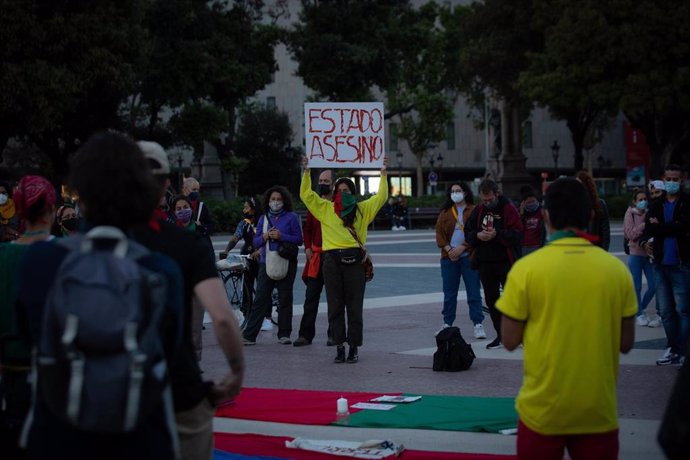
[517,420,619,460]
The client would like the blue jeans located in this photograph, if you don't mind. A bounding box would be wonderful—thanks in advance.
[654,264,690,355]
[627,255,657,316]
[440,256,484,326]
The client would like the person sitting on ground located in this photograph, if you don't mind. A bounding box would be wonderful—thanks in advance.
[497,177,636,460]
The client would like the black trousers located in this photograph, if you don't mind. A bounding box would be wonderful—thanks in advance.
[297,263,331,342]
[322,251,366,347]
[243,261,297,341]
[478,261,510,340]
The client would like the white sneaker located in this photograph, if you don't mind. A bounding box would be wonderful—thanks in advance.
[474,323,487,339]
[647,314,662,328]
[636,314,649,327]
[261,318,273,331]
[399,226,406,231]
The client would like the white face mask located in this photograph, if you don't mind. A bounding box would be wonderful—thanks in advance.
[450,192,464,203]
[0,193,7,205]
[269,201,284,212]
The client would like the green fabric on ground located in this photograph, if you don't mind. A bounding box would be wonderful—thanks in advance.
[332,394,517,434]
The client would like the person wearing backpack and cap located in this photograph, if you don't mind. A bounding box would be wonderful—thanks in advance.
[300,155,388,364]
[134,140,245,460]
[15,132,184,460]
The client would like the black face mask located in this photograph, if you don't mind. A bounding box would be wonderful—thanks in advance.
[484,198,499,210]
[62,217,79,231]
[318,184,331,197]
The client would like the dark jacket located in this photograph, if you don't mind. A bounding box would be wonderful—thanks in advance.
[588,198,611,251]
[640,192,690,264]
[466,196,523,265]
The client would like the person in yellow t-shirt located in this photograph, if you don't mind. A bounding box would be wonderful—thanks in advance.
[496,177,636,460]
[300,156,388,364]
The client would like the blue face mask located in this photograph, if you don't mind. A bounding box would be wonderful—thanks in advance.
[636,200,647,210]
[525,202,540,213]
[188,191,200,201]
[664,181,680,195]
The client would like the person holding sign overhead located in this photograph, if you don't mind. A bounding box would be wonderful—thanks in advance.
[300,155,388,364]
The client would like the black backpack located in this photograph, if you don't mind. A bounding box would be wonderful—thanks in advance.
[433,327,475,372]
[32,227,176,435]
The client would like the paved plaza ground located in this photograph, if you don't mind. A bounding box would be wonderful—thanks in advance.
[202,224,674,459]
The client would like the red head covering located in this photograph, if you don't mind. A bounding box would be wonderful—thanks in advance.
[14,175,56,219]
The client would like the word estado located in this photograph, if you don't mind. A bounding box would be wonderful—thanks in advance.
[307,107,384,164]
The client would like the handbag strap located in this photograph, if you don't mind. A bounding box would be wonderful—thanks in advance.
[346,226,366,252]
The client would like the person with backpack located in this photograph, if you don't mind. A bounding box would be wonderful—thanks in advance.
[497,177,636,460]
[15,132,184,460]
[623,189,659,327]
[0,175,56,459]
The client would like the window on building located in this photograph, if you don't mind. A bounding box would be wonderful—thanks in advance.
[389,123,399,152]
[522,121,533,149]
[266,97,276,109]
[446,122,456,150]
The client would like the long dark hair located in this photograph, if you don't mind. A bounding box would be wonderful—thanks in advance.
[441,182,474,211]
[334,177,361,227]
[576,170,604,218]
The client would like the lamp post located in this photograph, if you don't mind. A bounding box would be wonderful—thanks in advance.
[176,152,184,193]
[396,152,403,196]
[550,140,560,179]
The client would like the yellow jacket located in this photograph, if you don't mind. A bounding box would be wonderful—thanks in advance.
[300,172,388,251]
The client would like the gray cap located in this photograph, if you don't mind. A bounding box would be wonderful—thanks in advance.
[649,180,665,191]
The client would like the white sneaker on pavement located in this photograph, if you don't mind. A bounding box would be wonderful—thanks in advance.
[473,323,487,339]
[636,314,649,327]
[647,314,662,328]
[261,318,273,331]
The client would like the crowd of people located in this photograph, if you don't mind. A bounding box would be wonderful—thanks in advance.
[0,129,688,460]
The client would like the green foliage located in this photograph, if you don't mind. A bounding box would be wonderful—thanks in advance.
[204,196,244,233]
[234,102,298,196]
[168,101,228,159]
[605,194,630,220]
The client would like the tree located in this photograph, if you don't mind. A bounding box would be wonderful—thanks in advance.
[234,103,297,196]
[518,1,621,171]
[0,0,149,180]
[614,0,690,176]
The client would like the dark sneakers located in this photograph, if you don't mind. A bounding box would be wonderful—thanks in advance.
[334,346,346,363]
[346,346,358,363]
[293,337,312,347]
[486,338,503,349]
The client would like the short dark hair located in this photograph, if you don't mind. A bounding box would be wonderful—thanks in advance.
[520,185,538,201]
[664,163,682,173]
[69,131,159,229]
[262,185,294,214]
[171,194,192,210]
[442,182,475,210]
[478,179,499,195]
[543,178,591,230]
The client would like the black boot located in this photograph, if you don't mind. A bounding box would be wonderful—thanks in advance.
[346,346,358,363]
[334,346,346,363]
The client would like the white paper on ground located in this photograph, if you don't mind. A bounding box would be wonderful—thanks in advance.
[370,395,422,403]
[351,402,396,410]
[285,438,404,459]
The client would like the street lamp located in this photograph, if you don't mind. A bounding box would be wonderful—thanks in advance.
[396,152,403,196]
[550,140,560,178]
[176,152,184,193]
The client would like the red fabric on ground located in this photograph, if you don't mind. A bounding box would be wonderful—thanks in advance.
[215,432,517,460]
[215,388,395,425]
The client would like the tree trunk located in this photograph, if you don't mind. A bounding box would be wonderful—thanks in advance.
[219,101,238,200]
[415,153,424,197]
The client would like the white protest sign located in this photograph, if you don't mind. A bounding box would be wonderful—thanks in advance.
[304,102,385,169]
